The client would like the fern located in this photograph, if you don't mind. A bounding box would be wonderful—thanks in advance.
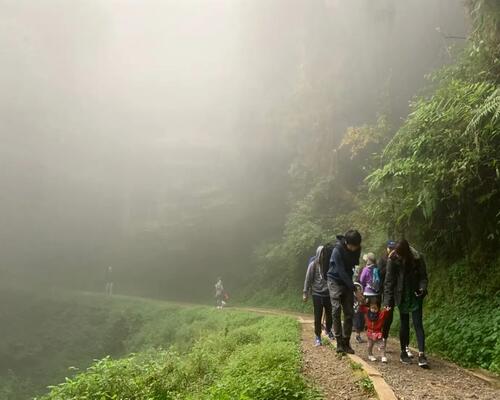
[465,87,500,135]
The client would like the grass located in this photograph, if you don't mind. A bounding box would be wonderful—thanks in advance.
[0,289,320,400]
[357,376,375,395]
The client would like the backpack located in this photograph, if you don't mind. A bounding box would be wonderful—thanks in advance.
[319,242,334,279]
[369,266,381,293]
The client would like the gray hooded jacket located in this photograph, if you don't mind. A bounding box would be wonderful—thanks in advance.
[303,246,330,297]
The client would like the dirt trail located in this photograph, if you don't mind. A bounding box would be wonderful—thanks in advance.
[236,306,500,400]
[350,335,500,400]
[300,321,376,399]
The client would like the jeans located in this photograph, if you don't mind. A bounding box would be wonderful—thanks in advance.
[328,280,354,340]
[353,310,365,333]
[312,295,332,337]
[399,306,425,353]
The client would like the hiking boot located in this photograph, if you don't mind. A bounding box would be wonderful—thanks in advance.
[344,338,355,354]
[336,339,346,353]
[314,336,322,347]
[418,353,429,368]
[406,346,414,358]
[400,351,412,364]
[327,331,335,341]
[355,335,364,344]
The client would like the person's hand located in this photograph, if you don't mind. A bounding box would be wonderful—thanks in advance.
[355,291,364,302]
[384,305,392,311]
[415,289,425,297]
[302,294,308,302]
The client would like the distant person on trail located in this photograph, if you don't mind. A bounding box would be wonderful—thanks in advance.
[384,239,429,368]
[303,245,334,346]
[215,278,224,309]
[378,240,397,353]
[358,297,390,362]
[105,266,113,296]
[327,229,362,354]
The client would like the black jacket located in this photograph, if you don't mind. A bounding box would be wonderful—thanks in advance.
[327,235,360,290]
[383,248,428,307]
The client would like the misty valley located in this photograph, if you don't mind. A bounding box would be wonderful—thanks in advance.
[1,0,499,399]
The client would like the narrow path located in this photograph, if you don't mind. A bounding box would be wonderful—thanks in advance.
[235,306,500,400]
[300,320,376,399]
[350,338,500,400]
[235,307,377,399]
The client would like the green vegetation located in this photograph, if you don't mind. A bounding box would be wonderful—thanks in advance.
[0,290,318,400]
[248,0,500,374]
[357,377,375,395]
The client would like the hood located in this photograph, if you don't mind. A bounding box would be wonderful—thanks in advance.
[335,235,346,246]
[315,245,324,261]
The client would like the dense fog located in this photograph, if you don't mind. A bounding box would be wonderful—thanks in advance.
[0,0,466,299]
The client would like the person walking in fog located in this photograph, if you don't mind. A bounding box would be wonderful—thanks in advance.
[383,239,429,368]
[215,277,224,309]
[327,229,362,354]
[105,266,113,296]
[303,245,334,346]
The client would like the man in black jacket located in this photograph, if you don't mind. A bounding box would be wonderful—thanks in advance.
[327,230,362,354]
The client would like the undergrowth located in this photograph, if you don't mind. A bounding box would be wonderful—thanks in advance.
[18,293,320,400]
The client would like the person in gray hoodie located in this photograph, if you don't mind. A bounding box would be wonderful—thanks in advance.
[303,245,334,346]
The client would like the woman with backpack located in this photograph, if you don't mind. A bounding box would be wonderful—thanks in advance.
[383,239,429,368]
[303,245,335,346]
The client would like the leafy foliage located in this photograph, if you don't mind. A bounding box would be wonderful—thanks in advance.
[37,301,318,400]
[367,78,500,257]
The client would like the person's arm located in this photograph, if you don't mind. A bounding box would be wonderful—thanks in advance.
[303,262,315,299]
[416,255,428,297]
[383,258,396,307]
[358,305,368,314]
[331,248,355,291]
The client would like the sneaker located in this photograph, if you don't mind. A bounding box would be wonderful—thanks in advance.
[400,351,412,364]
[327,331,335,341]
[381,356,388,363]
[418,353,429,368]
[314,336,322,347]
[406,346,414,358]
[355,335,364,344]
[368,355,377,362]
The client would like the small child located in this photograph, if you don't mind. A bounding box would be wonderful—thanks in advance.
[359,297,390,363]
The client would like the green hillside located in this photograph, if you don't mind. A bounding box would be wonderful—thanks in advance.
[0,290,317,400]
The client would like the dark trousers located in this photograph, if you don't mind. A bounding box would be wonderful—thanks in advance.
[328,280,354,340]
[312,295,332,337]
[399,306,425,353]
[382,308,394,339]
[353,310,365,333]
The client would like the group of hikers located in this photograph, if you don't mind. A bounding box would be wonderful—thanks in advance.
[303,229,429,368]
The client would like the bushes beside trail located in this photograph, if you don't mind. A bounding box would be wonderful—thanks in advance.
[34,296,319,400]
